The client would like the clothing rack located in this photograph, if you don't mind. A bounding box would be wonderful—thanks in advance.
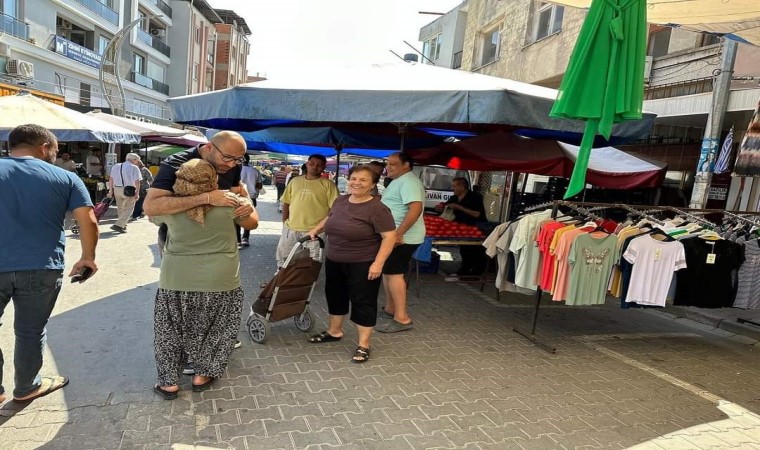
[513,200,604,353]
[723,211,760,228]
[510,200,754,353]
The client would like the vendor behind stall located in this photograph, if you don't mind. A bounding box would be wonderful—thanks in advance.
[435,177,487,277]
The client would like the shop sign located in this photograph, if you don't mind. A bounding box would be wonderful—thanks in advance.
[0,82,64,106]
[53,36,101,69]
[707,186,727,201]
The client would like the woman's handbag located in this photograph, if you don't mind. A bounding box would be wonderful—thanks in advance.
[120,164,136,197]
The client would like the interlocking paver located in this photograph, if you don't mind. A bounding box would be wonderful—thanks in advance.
[263,417,309,436]
[374,419,425,439]
[218,421,267,440]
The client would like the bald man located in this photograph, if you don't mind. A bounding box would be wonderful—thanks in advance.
[144,130,252,218]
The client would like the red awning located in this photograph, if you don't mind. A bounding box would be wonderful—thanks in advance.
[408,131,667,190]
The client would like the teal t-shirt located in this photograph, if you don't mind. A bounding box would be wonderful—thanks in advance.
[154,206,241,292]
[381,170,426,245]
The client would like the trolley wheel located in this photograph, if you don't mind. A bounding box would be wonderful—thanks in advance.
[294,309,314,332]
[247,316,270,344]
[71,225,80,235]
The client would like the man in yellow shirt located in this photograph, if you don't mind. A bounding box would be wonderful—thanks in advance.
[276,154,339,269]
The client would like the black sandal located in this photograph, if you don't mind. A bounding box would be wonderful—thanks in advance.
[153,384,179,400]
[308,331,342,343]
[352,346,370,364]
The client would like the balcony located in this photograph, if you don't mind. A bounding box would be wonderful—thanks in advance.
[143,0,173,19]
[452,51,462,70]
[73,0,118,25]
[0,12,29,41]
[136,28,171,57]
[131,71,169,95]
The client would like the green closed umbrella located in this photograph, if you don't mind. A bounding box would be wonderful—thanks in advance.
[550,0,647,198]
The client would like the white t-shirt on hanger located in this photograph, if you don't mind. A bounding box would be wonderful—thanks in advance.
[623,235,687,307]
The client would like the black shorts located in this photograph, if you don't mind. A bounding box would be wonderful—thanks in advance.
[382,244,420,275]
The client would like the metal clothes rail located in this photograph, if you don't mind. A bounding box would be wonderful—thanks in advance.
[511,200,757,353]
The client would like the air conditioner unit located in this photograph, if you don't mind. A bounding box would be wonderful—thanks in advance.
[644,55,653,82]
[0,43,11,58]
[6,59,34,79]
[150,29,166,38]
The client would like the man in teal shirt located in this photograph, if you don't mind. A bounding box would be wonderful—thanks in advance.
[377,152,425,333]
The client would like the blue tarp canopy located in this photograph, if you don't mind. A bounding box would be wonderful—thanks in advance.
[170,62,654,142]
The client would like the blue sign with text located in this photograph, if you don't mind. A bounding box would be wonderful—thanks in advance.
[53,36,102,69]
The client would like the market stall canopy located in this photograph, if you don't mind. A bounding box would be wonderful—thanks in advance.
[168,62,654,142]
[0,92,141,143]
[548,0,760,45]
[151,133,208,147]
[146,144,189,158]
[216,126,447,158]
[409,131,667,189]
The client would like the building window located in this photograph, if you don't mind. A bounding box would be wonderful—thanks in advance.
[422,34,441,63]
[2,0,18,17]
[133,53,145,75]
[98,36,111,56]
[193,63,199,80]
[648,28,671,57]
[479,27,500,66]
[528,2,564,43]
[194,26,201,44]
[80,82,91,107]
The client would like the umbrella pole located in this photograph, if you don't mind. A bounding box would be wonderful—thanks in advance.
[334,145,342,187]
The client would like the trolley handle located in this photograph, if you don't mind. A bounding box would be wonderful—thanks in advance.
[298,235,325,248]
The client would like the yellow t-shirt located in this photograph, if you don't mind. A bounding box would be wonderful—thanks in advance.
[282,176,339,231]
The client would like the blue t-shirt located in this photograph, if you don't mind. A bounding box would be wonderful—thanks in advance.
[0,157,92,272]
[381,170,426,245]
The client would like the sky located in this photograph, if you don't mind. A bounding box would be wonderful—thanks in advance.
[208,0,465,79]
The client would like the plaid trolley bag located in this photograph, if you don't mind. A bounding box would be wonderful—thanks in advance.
[247,236,325,344]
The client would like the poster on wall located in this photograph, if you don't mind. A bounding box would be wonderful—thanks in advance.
[733,100,760,176]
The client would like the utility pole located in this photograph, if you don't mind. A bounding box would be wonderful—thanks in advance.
[689,38,738,209]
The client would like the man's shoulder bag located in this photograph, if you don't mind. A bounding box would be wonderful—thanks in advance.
[121,163,136,196]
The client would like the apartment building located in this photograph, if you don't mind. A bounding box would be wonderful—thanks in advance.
[213,9,250,90]
[420,0,760,207]
[0,0,251,122]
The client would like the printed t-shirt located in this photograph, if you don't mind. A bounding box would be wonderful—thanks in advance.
[153,206,241,292]
[623,235,687,307]
[444,190,487,225]
[552,227,593,301]
[381,171,426,245]
[566,233,617,306]
[282,176,339,231]
[536,221,567,292]
[509,210,552,290]
[151,147,241,192]
[0,157,92,272]
[674,238,744,308]
[323,196,396,263]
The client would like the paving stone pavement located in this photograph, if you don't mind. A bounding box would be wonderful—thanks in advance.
[2,188,760,449]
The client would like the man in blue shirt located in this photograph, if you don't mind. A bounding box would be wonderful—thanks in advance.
[0,124,99,403]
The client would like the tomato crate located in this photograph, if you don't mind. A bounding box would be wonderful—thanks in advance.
[415,251,440,274]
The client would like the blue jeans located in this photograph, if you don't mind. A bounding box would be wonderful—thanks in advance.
[0,270,63,398]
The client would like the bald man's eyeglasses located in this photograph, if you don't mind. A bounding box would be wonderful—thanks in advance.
[211,142,244,165]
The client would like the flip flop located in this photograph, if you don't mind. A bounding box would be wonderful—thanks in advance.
[13,376,69,402]
[376,320,414,334]
[153,384,179,400]
[192,377,216,392]
[308,331,342,343]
